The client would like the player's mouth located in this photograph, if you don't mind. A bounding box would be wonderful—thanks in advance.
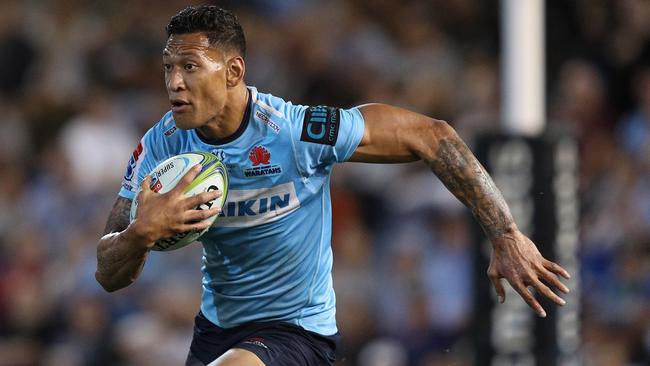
[170,99,191,112]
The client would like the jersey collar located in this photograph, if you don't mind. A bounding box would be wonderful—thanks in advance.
[195,91,252,146]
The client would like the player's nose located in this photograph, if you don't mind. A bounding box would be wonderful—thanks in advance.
[167,69,186,92]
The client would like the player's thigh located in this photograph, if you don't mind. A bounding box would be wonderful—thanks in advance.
[207,348,266,366]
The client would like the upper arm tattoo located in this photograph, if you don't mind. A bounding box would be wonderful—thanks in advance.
[103,197,132,235]
[429,138,514,239]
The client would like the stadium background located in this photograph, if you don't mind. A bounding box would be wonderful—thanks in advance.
[0,0,649,365]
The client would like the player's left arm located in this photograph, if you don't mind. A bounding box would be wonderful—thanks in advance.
[350,103,570,317]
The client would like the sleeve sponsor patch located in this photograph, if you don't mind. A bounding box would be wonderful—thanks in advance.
[301,106,340,146]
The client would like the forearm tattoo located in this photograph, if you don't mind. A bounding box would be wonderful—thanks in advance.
[97,196,147,291]
[103,197,132,235]
[428,138,514,239]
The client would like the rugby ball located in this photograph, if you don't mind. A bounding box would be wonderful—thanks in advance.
[129,152,228,251]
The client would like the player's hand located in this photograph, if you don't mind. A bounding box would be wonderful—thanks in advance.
[487,229,570,317]
[131,164,222,246]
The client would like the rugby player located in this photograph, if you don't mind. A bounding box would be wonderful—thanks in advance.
[95,5,571,366]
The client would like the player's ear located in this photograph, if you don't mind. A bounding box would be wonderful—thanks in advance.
[226,55,245,87]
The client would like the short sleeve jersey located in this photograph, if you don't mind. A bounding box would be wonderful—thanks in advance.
[118,87,365,336]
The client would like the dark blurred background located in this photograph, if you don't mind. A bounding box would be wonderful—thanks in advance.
[0,0,648,365]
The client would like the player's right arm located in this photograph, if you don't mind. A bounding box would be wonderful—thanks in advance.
[95,166,221,292]
[95,195,150,292]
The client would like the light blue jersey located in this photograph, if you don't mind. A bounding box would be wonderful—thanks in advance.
[118,87,365,336]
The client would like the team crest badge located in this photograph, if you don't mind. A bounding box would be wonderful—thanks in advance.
[243,145,282,178]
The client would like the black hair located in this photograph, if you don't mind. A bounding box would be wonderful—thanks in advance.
[166,5,246,58]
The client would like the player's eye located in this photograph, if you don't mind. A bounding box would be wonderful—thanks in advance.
[163,63,172,72]
[184,63,197,71]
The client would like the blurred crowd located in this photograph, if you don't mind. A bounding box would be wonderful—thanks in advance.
[0,0,648,365]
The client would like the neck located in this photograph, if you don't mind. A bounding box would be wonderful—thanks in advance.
[197,84,249,141]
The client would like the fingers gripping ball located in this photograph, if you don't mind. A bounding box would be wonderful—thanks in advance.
[130,152,229,251]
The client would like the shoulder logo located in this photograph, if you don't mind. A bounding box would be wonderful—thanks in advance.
[255,110,280,134]
[243,145,282,178]
[300,106,340,146]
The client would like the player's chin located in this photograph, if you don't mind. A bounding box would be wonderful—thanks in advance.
[172,112,200,130]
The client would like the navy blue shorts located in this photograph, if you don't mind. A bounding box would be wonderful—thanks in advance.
[185,311,339,366]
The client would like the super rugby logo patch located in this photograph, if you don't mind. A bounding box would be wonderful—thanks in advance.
[301,106,340,146]
[121,141,148,193]
[243,145,282,178]
[124,142,143,181]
